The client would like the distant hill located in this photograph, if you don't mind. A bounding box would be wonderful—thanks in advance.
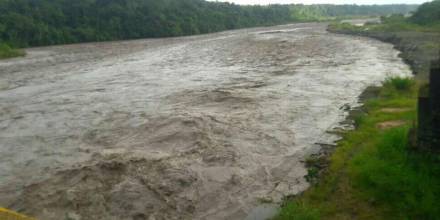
[0,0,419,47]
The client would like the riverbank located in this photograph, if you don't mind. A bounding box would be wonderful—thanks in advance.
[275,76,440,219]
[275,18,440,219]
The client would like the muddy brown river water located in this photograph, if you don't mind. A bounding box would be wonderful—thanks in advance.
[0,23,411,220]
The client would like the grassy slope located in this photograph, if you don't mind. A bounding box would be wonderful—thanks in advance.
[275,78,440,220]
[0,43,25,59]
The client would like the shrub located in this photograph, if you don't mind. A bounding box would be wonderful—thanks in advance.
[0,43,25,59]
[384,77,414,91]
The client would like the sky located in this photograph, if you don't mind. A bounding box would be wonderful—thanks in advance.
[208,0,430,5]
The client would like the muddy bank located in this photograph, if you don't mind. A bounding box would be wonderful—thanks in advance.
[0,23,411,220]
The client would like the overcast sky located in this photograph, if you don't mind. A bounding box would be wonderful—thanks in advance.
[208,0,430,5]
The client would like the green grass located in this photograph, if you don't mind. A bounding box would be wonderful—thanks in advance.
[0,43,25,59]
[349,128,440,219]
[275,77,440,219]
[274,202,320,220]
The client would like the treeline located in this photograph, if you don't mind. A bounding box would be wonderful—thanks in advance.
[0,0,418,48]
[410,0,440,25]
[0,0,291,47]
[376,0,440,31]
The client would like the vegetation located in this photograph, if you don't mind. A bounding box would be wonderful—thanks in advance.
[0,43,24,59]
[329,14,440,34]
[289,4,417,22]
[411,0,440,25]
[0,0,417,48]
[384,76,414,91]
[329,0,440,33]
[275,202,320,220]
[291,2,440,218]
[276,77,440,219]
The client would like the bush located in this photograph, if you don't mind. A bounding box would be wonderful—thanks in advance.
[0,43,25,59]
[384,77,414,91]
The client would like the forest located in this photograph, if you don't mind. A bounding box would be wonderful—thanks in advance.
[411,0,440,25]
[0,0,418,48]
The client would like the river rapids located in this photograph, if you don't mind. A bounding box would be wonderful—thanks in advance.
[0,23,411,220]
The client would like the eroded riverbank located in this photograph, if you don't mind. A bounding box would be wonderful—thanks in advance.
[0,23,411,220]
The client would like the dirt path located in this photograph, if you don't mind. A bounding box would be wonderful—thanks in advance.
[0,23,411,220]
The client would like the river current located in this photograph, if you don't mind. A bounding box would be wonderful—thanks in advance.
[0,23,411,220]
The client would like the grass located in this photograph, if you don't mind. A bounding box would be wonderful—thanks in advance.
[0,43,25,59]
[275,77,440,219]
[349,128,440,219]
[274,202,320,220]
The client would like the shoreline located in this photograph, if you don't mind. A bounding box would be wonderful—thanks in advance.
[295,23,418,198]
[303,86,383,185]
[250,25,412,220]
[274,21,439,219]
[303,22,424,182]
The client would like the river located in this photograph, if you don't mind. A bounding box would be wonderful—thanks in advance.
[0,23,411,220]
